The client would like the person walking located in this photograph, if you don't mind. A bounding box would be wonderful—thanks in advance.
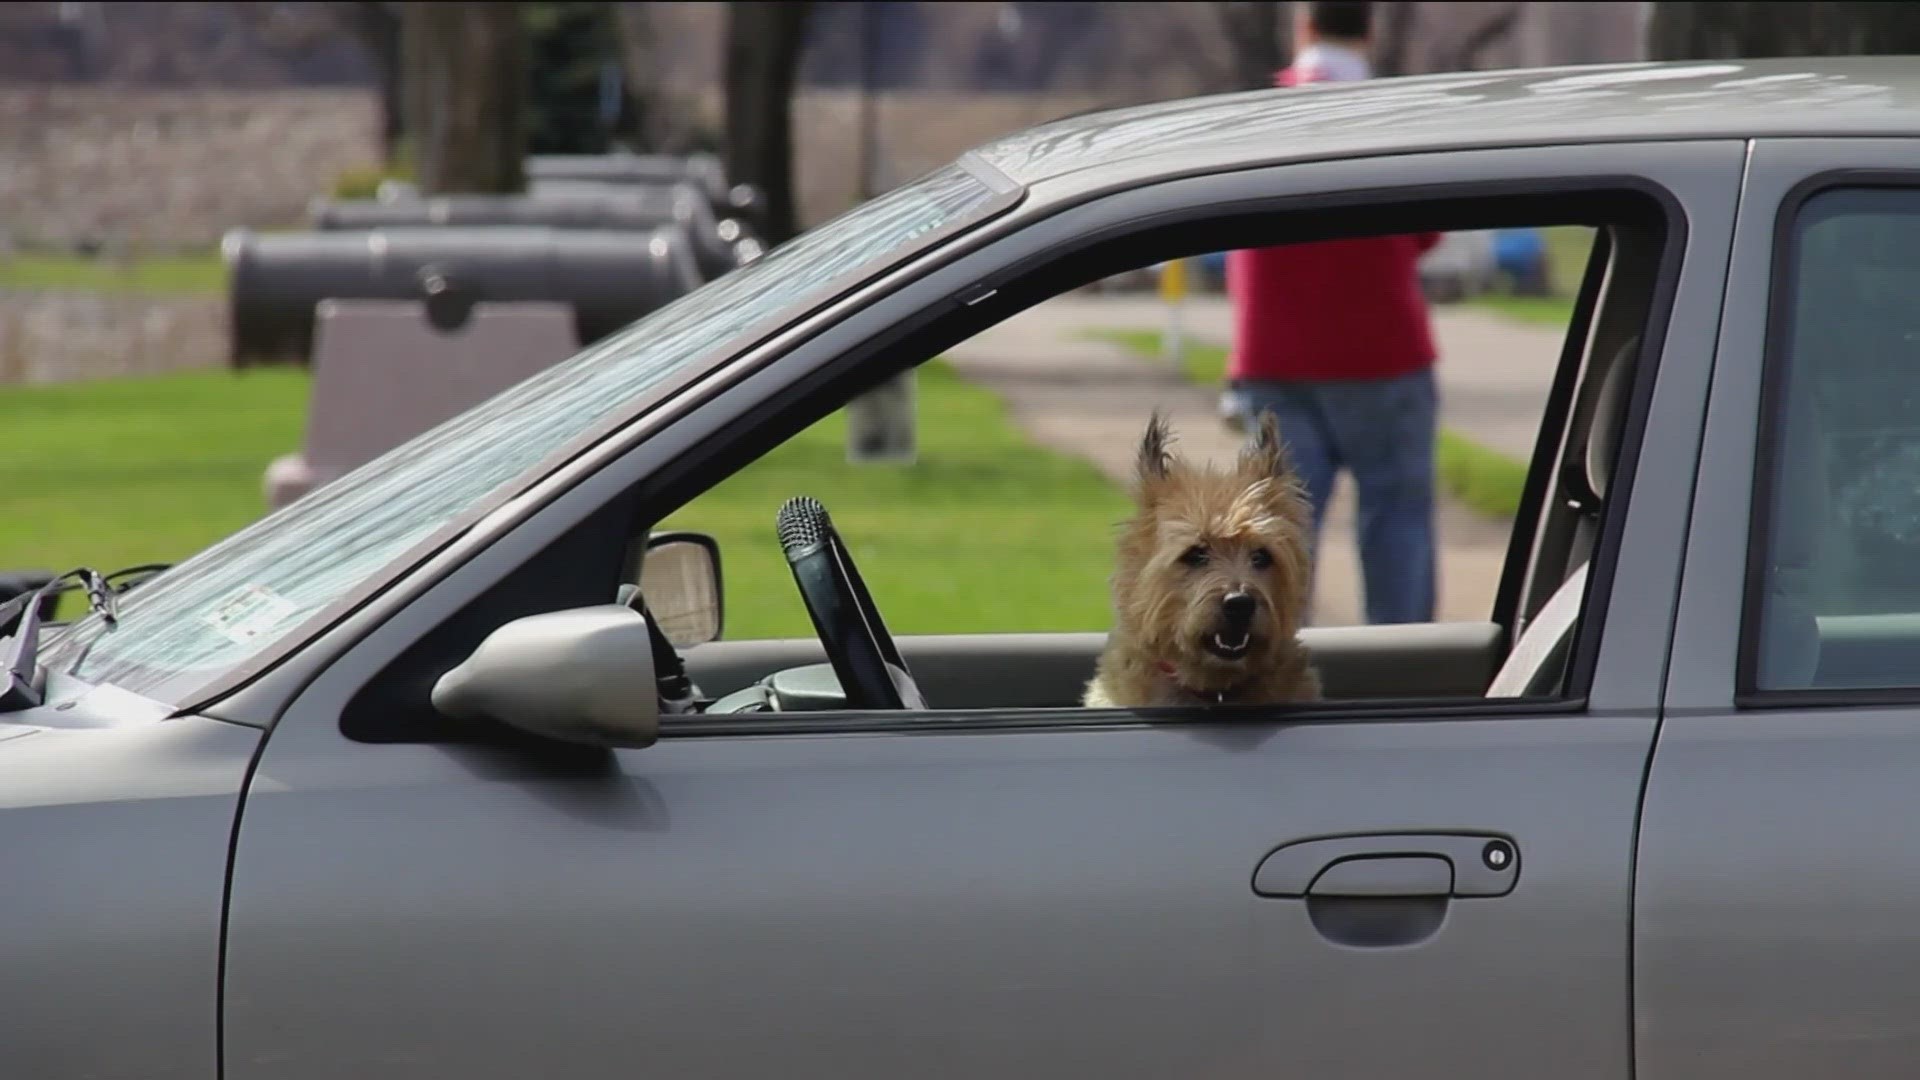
[1221,0,1442,625]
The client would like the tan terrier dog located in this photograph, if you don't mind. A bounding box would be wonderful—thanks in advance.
[1084,410,1321,708]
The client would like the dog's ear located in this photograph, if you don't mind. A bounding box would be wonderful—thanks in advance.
[1240,410,1313,529]
[1135,410,1174,491]
[1238,409,1296,480]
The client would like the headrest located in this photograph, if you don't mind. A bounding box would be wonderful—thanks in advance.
[1583,335,1639,503]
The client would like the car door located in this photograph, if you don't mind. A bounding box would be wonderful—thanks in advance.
[218,144,1740,1080]
[1638,138,1920,1078]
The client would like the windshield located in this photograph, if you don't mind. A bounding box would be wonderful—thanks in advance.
[41,160,1013,707]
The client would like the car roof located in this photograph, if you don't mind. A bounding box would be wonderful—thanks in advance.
[972,57,1920,195]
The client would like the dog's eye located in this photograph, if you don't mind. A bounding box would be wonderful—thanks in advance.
[1249,548,1274,570]
[1179,545,1209,567]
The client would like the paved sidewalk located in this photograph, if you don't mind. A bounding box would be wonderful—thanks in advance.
[1059,293,1565,461]
[946,294,1560,626]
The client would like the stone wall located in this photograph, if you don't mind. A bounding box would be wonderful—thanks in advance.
[0,86,381,255]
[0,84,1126,384]
[787,88,1125,224]
[0,84,1127,255]
[0,294,226,383]
[0,0,1649,254]
[4,31,1658,383]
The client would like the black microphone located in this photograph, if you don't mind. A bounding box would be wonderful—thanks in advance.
[777,495,903,708]
[776,495,832,563]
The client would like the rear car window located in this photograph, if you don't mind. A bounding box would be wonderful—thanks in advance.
[1748,186,1920,692]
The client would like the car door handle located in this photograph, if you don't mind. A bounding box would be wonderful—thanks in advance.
[1307,854,1452,897]
[1251,832,1519,899]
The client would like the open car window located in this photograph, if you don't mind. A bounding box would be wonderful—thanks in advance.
[645,193,1672,718]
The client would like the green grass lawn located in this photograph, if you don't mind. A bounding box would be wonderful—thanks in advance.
[1102,328,1233,387]
[2,367,310,575]
[2,360,1126,640]
[1094,329,1527,520]
[1432,430,1528,523]
[658,362,1127,639]
[0,253,227,294]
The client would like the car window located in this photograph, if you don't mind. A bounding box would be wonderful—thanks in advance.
[40,161,1014,707]
[650,205,1675,713]
[1748,186,1920,692]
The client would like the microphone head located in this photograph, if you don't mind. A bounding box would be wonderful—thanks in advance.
[776,496,833,561]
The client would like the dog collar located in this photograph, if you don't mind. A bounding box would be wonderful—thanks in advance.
[1156,660,1244,705]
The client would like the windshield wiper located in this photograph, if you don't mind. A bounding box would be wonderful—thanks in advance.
[0,563,168,637]
[0,567,120,711]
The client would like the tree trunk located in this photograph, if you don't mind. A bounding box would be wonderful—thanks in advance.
[1447,2,1522,71]
[400,2,529,194]
[1372,1,1418,77]
[525,1,622,155]
[344,2,405,162]
[232,0,406,163]
[724,0,812,244]
[611,2,662,151]
[1212,2,1291,89]
[376,45,405,162]
[1648,2,1920,61]
[1647,2,1803,59]
[856,0,880,199]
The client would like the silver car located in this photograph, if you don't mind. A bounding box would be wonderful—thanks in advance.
[10,56,1920,1079]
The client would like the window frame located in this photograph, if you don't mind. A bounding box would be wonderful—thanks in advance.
[310,153,1708,747]
[1737,168,1920,707]
[625,182,1687,736]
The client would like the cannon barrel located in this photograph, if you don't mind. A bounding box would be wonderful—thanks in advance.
[309,182,757,281]
[223,226,704,368]
[527,150,727,187]
[526,152,765,229]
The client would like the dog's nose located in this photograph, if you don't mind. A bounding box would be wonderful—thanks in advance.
[1222,590,1256,626]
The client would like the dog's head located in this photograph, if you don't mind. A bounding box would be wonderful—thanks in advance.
[1111,410,1312,691]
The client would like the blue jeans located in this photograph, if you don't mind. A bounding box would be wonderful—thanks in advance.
[1227,369,1437,624]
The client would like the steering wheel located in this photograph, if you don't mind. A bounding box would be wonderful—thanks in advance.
[777,496,927,710]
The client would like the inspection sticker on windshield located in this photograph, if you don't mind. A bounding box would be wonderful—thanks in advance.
[201,584,300,646]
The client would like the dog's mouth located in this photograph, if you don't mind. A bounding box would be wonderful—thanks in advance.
[1205,629,1253,660]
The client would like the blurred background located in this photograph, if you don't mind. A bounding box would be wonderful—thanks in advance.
[4,1,1916,636]
[0,1,1646,266]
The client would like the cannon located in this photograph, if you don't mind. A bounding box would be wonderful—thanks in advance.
[222,225,703,368]
[308,182,759,281]
[527,149,728,189]
[526,151,765,231]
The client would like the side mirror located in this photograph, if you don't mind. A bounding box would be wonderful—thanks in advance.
[431,605,660,749]
[639,531,724,647]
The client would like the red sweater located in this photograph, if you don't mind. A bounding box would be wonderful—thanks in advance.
[1225,60,1440,384]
